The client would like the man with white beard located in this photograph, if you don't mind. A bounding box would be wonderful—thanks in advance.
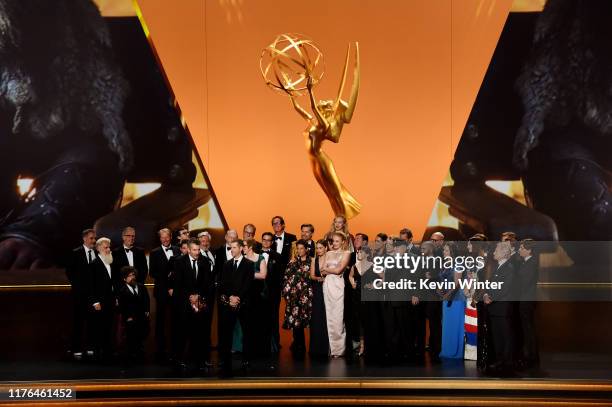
[89,237,119,361]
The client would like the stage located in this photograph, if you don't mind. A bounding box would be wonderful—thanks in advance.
[2,284,611,405]
[0,350,611,406]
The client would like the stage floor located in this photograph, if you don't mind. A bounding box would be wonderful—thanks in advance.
[2,350,611,382]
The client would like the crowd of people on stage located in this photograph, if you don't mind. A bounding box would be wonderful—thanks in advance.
[65,215,539,376]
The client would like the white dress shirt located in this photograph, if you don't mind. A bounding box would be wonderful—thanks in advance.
[189,255,200,279]
[126,283,139,295]
[83,245,94,264]
[124,245,134,266]
[201,248,215,266]
[275,233,285,255]
[162,245,174,261]
[233,255,243,269]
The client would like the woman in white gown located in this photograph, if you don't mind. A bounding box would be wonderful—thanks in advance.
[321,231,350,357]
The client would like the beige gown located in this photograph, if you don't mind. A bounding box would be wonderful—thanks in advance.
[323,250,346,356]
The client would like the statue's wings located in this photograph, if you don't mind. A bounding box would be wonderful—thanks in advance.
[333,42,360,124]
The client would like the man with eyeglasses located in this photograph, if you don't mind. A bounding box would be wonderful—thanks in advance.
[261,231,283,352]
[215,229,238,268]
[176,227,190,244]
[271,216,296,267]
[242,223,262,253]
[112,226,148,284]
[430,231,445,258]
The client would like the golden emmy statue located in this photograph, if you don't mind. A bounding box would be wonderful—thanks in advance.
[260,33,361,219]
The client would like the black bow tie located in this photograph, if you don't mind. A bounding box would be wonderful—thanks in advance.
[226,246,231,251]
[165,248,173,252]
[125,248,131,253]
[275,236,282,240]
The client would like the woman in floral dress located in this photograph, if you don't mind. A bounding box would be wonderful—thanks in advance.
[282,240,314,355]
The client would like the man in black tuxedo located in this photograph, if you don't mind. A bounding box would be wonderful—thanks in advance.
[517,239,539,369]
[501,231,523,271]
[242,223,262,253]
[149,228,180,361]
[382,239,412,362]
[261,231,283,352]
[198,230,217,354]
[271,215,296,267]
[112,226,148,284]
[173,239,215,370]
[415,241,443,364]
[198,231,217,267]
[430,231,445,257]
[290,224,316,259]
[346,233,367,358]
[483,241,516,374]
[65,228,97,360]
[215,229,238,276]
[176,227,190,245]
[218,239,254,371]
[89,237,119,361]
[399,228,420,256]
[117,266,150,361]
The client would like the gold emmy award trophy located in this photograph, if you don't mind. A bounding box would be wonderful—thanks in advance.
[260,33,361,219]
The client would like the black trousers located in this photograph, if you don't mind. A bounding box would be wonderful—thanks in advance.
[361,301,386,363]
[406,303,421,358]
[154,293,171,355]
[292,327,305,352]
[177,308,211,364]
[269,287,281,351]
[124,317,149,358]
[519,301,539,365]
[383,303,411,360]
[70,292,89,353]
[489,313,514,367]
[218,304,250,363]
[90,306,114,358]
[476,301,491,370]
[247,297,272,358]
[416,301,442,358]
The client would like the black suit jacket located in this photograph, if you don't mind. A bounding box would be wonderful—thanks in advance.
[149,245,180,298]
[219,257,254,304]
[273,232,296,266]
[199,247,217,280]
[112,246,149,283]
[118,282,150,322]
[261,249,283,294]
[517,255,538,301]
[214,245,233,278]
[172,254,214,313]
[89,257,119,309]
[66,246,96,298]
[485,259,515,316]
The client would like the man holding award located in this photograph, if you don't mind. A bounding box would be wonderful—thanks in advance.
[218,239,254,372]
[172,239,214,371]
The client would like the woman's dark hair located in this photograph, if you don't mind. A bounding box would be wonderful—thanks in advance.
[443,241,458,258]
[376,233,388,242]
[468,234,488,255]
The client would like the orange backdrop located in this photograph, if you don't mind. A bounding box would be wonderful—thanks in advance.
[136,0,512,240]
